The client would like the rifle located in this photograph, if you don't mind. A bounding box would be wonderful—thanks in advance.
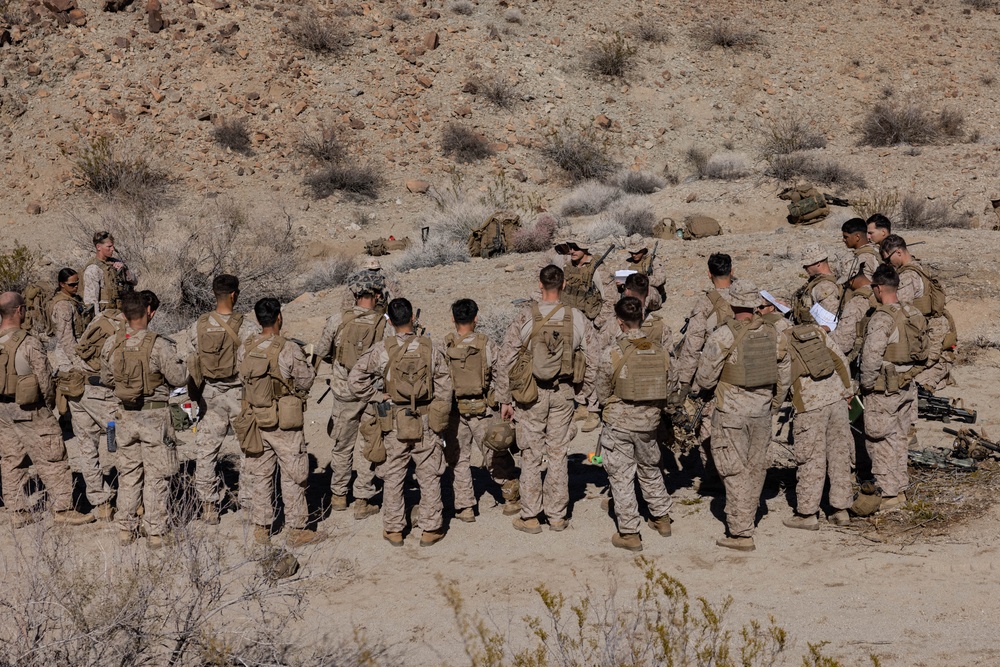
[918,386,976,424]
[824,194,851,207]
[670,395,706,435]
[945,427,1000,460]
[646,241,659,277]
[316,378,332,404]
[414,308,426,337]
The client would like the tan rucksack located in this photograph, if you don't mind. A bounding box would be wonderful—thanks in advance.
[792,274,841,325]
[196,312,244,381]
[561,262,603,320]
[683,215,722,239]
[468,211,521,259]
[335,309,386,371]
[239,336,288,409]
[787,324,850,411]
[445,332,489,399]
[76,310,122,372]
[386,336,434,409]
[0,330,41,406]
[365,239,389,256]
[720,319,778,389]
[611,336,669,402]
[878,304,929,365]
[21,283,52,337]
[508,303,578,403]
[779,184,829,225]
[899,264,946,318]
[109,330,163,408]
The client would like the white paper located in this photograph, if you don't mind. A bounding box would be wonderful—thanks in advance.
[809,303,838,331]
[614,269,637,284]
[760,290,791,314]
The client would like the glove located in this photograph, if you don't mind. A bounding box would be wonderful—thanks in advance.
[667,383,691,409]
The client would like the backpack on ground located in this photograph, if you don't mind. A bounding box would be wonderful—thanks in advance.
[683,215,722,239]
[468,211,521,259]
[779,184,830,225]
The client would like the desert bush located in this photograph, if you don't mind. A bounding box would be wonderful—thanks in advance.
[301,253,358,293]
[852,188,900,221]
[695,18,760,49]
[605,195,657,236]
[938,106,965,138]
[610,169,667,194]
[478,303,517,345]
[582,218,627,243]
[0,242,36,293]
[963,0,997,9]
[395,238,469,272]
[635,21,669,44]
[859,101,944,146]
[684,144,712,176]
[503,8,521,23]
[479,75,519,109]
[762,115,827,156]
[693,150,751,180]
[584,32,638,78]
[766,152,867,188]
[541,126,617,182]
[429,198,493,243]
[559,181,623,217]
[211,117,252,154]
[449,0,474,14]
[305,162,383,200]
[442,123,495,163]
[70,135,167,206]
[299,124,346,164]
[511,213,558,253]
[899,194,975,230]
[287,7,347,54]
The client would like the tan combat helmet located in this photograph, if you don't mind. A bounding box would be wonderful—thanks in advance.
[800,244,828,268]
[727,279,763,310]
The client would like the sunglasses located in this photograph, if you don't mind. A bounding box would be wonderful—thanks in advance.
[66,282,80,287]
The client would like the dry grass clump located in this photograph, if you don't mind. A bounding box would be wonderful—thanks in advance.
[478,75,520,109]
[762,115,828,156]
[211,117,252,154]
[689,147,751,180]
[767,152,867,189]
[963,0,997,10]
[394,238,469,272]
[852,188,900,221]
[610,169,667,194]
[503,8,522,23]
[287,7,348,54]
[442,123,495,163]
[541,126,618,182]
[898,194,975,230]
[859,101,965,146]
[477,303,517,344]
[634,21,669,44]
[298,123,346,164]
[582,218,627,243]
[559,181,623,217]
[511,213,558,253]
[605,195,657,236]
[449,0,474,15]
[694,19,760,49]
[584,32,638,78]
[304,162,383,200]
[70,135,168,207]
[301,253,357,293]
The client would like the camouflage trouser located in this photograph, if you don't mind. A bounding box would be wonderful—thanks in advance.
[67,385,116,506]
[243,427,310,530]
[792,400,853,515]
[376,419,445,534]
[697,397,720,485]
[601,424,673,534]
[710,409,770,538]
[449,413,517,510]
[515,383,575,522]
[0,408,74,513]
[116,407,179,537]
[915,349,955,392]
[329,396,378,501]
[864,385,915,498]
[194,381,241,505]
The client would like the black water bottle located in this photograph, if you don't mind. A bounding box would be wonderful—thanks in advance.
[106,421,117,453]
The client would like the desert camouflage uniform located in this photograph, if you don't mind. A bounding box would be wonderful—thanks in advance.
[237,334,315,530]
[847,245,880,281]
[596,329,673,534]
[829,286,877,359]
[860,306,918,498]
[695,317,791,538]
[444,332,517,511]
[0,327,76,514]
[786,328,853,516]
[348,333,452,534]
[798,274,841,321]
[496,301,599,523]
[50,294,84,373]
[316,306,390,502]
[185,312,260,506]
[82,258,136,314]
[101,327,188,537]
[897,262,953,391]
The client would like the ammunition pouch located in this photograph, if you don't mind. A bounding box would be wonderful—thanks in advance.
[233,405,264,456]
[457,397,488,417]
[394,404,425,441]
[252,402,279,430]
[277,395,305,431]
[359,411,386,464]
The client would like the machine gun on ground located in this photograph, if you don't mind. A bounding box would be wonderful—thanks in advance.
[945,427,1000,460]
[917,386,977,424]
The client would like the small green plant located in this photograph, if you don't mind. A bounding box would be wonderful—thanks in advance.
[585,32,638,78]
[859,101,944,146]
[0,242,36,293]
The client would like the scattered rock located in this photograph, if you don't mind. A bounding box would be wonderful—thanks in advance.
[405,179,430,194]
[26,202,41,215]
[422,31,439,50]
[594,113,611,129]
[27,63,41,76]
[68,8,86,24]
[349,115,365,129]
[415,74,433,88]
[194,0,228,8]
[42,0,75,13]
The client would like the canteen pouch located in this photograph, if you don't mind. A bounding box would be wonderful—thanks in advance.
[233,406,264,456]
[395,408,423,441]
[252,402,279,430]
[277,395,304,430]
[15,374,41,407]
[359,411,386,464]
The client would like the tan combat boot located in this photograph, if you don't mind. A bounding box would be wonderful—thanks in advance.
[880,494,906,510]
[54,510,96,526]
[330,494,348,512]
[202,502,220,526]
[548,519,569,532]
[93,503,115,522]
[383,531,404,547]
[10,510,40,528]
[611,532,643,552]
[420,529,445,547]
[512,517,542,534]
[147,533,176,550]
[572,405,590,422]
[253,525,271,545]
[455,507,476,523]
[828,510,851,526]
[716,536,756,552]
[647,515,672,537]
[580,412,601,433]
[502,499,521,516]
[286,528,327,547]
[782,513,820,531]
[354,499,379,520]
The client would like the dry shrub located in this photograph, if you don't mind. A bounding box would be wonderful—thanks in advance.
[429,199,493,243]
[394,238,469,272]
[899,194,975,230]
[211,117,252,154]
[852,188,900,221]
[767,152,867,189]
[0,242,37,293]
[70,135,167,208]
[635,21,669,44]
[503,7,521,23]
[442,123,495,163]
[695,150,751,180]
[477,303,517,344]
[449,0,474,14]
[298,123,346,164]
[479,75,520,110]
[511,213,558,253]
[287,7,348,54]
[858,101,963,146]
[605,195,657,236]
[584,32,638,78]
[684,145,712,176]
[963,0,997,9]
[301,253,357,293]
[583,218,627,243]
[762,115,827,156]
[304,162,383,200]
[610,169,667,194]
[559,181,623,217]
[695,19,760,49]
[541,126,618,182]
[938,106,965,138]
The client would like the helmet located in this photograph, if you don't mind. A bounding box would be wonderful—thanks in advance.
[483,419,516,452]
[347,269,387,298]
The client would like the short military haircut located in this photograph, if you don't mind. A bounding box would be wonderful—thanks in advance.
[707,253,732,277]
[387,298,413,327]
[254,297,282,326]
[140,290,159,313]
[539,264,565,290]
[871,264,899,290]
[58,267,78,285]
[880,234,907,257]
[614,296,644,326]
[867,214,892,232]
[0,292,24,318]
[842,218,867,235]
[121,291,147,320]
[212,274,240,297]
[93,230,113,246]
[623,272,649,298]
[451,298,478,325]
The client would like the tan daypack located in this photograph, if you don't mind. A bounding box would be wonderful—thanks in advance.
[110,330,163,408]
[468,211,521,259]
[720,319,778,389]
[879,304,929,365]
[21,283,52,337]
[445,331,492,417]
[611,336,669,402]
[509,303,575,404]
[779,184,829,225]
[386,336,434,409]
[195,312,244,382]
[335,309,386,371]
[76,310,123,372]
[899,263,946,318]
[683,215,722,239]
[239,336,292,429]
[1,329,40,406]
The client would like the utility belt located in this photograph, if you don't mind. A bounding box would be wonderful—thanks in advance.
[536,376,571,391]
[873,364,922,395]
[379,400,431,441]
[122,400,169,412]
[456,396,492,418]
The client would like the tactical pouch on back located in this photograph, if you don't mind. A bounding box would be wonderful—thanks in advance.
[252,402,279,429]
[15,374,40,407]
[395,407,423,441]
[57,369,86,400]
[359,412,386,464]
[188,353,204,388]
[233,406,264,456]
[277,395,304,430]
[509,348,538,404]
[572,350,587,384]
[428,399,451,434]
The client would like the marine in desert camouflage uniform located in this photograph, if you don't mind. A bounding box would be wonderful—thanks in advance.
[840,217,881,282]
[792,245,841,327]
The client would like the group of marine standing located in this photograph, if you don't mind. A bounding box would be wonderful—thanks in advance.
[0,212,955,552]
